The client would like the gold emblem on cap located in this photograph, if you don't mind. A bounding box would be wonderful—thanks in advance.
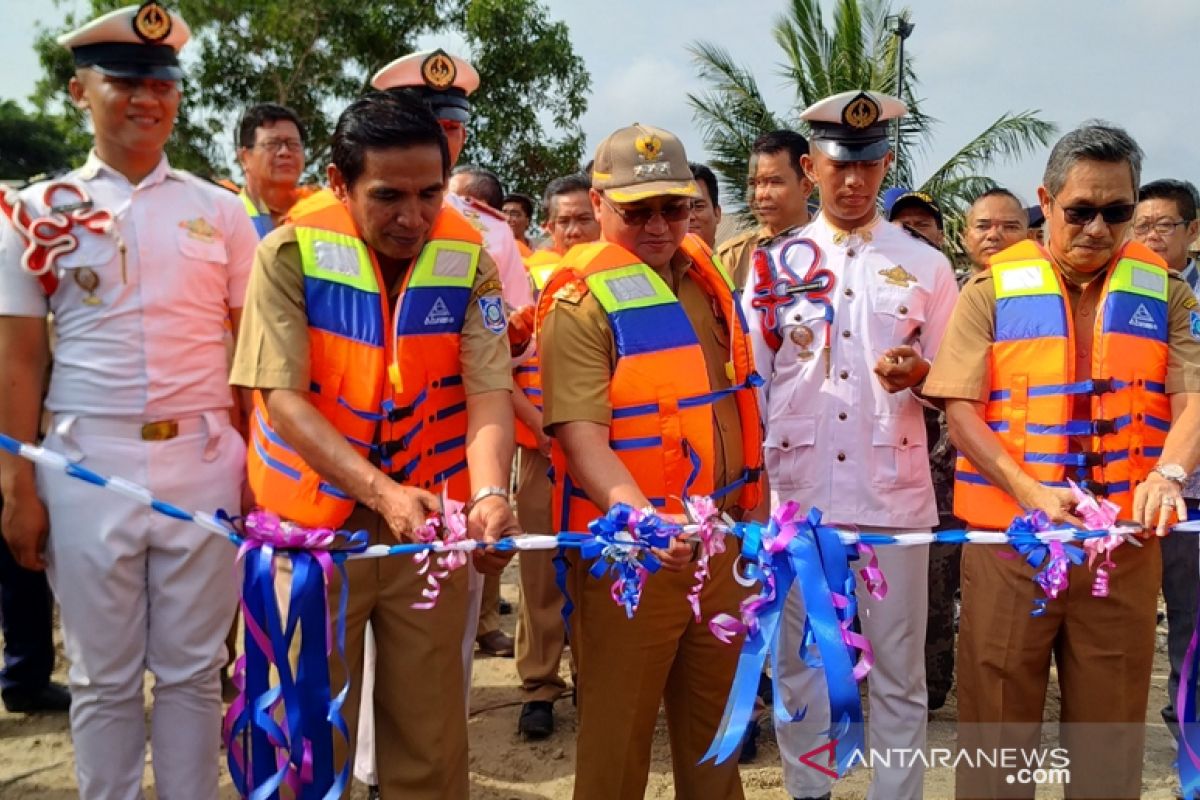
[842,92,881,130]
[421,50,457,90]
[635,133,663,161]
[132,1,172,44]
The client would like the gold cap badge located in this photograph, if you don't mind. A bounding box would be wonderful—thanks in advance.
[634,132,663,161]
[421,49,457,90]
[132,1,172,44]
[842,92,882,130]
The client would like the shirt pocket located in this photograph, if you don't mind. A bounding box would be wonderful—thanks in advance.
[763,413,818,489]
[870,412,924,488]
[55,232,119,304]
[176,227,229,265]
[868,285,928,360]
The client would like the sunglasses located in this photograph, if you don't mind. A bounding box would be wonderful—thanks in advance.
[601,194,692,226]
[1053,199,1136,226]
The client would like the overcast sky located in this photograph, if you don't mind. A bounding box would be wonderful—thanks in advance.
[3,0,1198,204]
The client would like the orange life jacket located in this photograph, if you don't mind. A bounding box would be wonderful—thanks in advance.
[535,234,764,533]
[513,250,562,450]
[954,240,1171,528]
[247,189,484,529]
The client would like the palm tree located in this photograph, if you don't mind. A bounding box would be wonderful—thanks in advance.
[689,0,1056,245]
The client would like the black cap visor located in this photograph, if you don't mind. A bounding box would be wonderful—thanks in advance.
[420,88,471,123]
[810,136,891,163]
[890,195,943,227]
[72,43,182,82]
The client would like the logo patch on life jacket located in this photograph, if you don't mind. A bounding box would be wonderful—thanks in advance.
[424,296,455,326]
[997,265,1045,293]
[1129,302,1159,331]
[1190,310,1200,341]
[478,295,507,335]
[605,273,656,303]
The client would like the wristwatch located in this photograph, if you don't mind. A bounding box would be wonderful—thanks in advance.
[465,485,510,512]
[1152,463,1188,486]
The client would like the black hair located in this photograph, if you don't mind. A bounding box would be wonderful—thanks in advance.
[1139,178,1199,222]
[237,103,306,150]
[450,164,505,210]
[689,162,720,208]
[751,130,809,178]
[331,90,449,189]
[541,173,592,219]
[503,193,535,218]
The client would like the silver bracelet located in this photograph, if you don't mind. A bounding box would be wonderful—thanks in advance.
[466,485,510,513]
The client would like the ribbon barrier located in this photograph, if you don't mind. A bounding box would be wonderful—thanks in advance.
[5,432,1200,795]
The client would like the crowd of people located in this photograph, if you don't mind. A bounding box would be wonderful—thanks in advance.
[2,4,1200,800]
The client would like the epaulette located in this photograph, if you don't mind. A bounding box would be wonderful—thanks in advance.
[552,278,588,306]
[463,196,506,221]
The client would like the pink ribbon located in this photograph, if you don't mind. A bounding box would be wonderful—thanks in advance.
[1071,479,1122,598]
[411,498,470,610]
[685,496,724,622]
[708,501,800,643]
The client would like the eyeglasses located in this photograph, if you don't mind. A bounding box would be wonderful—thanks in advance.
[251,138,304,154]
[1052,198,1136,226]
[600,194,691,226]
[1132,219,1190,237]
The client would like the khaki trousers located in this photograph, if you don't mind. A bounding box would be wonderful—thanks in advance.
[955,538,1161,800]
[569,542,747,800]
[514,447,569,701]
[326,505,470,799]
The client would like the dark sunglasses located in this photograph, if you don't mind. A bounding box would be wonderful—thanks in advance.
[1054,199,1136,226]
[601,194,692,226]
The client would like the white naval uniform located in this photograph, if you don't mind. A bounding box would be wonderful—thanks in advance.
[0,152,256,799]
[741,214,958,799]
[354,194,529,787]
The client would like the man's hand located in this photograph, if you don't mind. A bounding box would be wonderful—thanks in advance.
[874,346,930,394]
[1017,484,1084,528]
[2,492,49,570]
[507,305,536,357]
[468,494,520,575]
[652,535,694,572]
[373,482,441,543]
[535,429,553,459]
[1133,472,1187,538]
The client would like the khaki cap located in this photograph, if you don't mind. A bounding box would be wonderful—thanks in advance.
[591,124,699,203]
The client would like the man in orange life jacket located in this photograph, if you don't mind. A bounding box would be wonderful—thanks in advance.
[925,122,1200,800]
[229,90,520,798]
[538,124,765,799]
[511,172,599,740]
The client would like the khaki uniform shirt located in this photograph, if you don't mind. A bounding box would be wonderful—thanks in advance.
[540,254,746,513]
[229,224,512,396]
[716,225,773,293]
[924,264,1200,403]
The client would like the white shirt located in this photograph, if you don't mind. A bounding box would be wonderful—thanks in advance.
[741,214,959,528]
[445,193,534,311]
[0,152,257,419]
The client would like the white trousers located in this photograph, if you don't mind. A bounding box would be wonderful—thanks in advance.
[353,559,484,785]
[39,416,243,800]
[775,532,929,800]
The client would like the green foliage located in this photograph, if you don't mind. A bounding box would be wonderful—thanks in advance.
[0,100,89,181]
[32,0,589,193]
[690,0,1056,244]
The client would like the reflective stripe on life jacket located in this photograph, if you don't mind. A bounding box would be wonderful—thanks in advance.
[536,234,763,534]
[953,240,1170,528]
[247,189,483,528]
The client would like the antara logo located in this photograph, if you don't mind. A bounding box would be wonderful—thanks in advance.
[798,739,840,779]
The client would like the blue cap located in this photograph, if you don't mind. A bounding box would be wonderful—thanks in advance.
[883,187,943,227]
[1026,204,1045,228]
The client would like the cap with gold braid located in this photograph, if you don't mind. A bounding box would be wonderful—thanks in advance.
[800,90,908,162]
[591,123,700,204]
[371,49,480,123]
[57,2,190,81]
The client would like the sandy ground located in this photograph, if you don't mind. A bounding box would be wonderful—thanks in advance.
[0,561,1187,799]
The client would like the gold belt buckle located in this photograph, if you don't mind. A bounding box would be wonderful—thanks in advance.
[140,420,179,441]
